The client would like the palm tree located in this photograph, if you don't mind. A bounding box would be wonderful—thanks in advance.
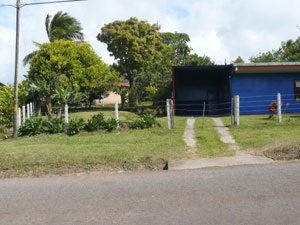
[54,85,78,119]
[23,11,84,66]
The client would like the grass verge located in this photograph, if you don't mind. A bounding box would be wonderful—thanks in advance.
[0,116,189,178]
[222,115,300,159]
[194,117,234,158]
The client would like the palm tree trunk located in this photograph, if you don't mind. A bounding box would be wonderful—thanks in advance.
[46,97,53,120]
[56,104,64,119]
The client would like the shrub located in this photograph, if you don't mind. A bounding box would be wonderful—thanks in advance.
[45,119,65,134]
[19,117,45,136]
[66,118,85,136]
[132,114,156,129]
[85,113,105,132]
[104,118,118,132]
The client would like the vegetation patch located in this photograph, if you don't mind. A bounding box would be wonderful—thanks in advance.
[264,142,300,160]
[0,116,189,178]
[194,117,234,158]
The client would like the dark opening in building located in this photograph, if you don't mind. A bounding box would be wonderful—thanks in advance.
[173,65,234,116]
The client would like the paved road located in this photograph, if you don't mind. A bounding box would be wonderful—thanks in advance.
[1,162,300,225]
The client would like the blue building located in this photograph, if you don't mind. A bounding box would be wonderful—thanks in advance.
[173,63,300,115]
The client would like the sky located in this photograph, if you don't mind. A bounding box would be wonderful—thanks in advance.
[0,0,300,84]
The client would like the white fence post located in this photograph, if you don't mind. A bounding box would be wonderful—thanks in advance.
[64,104,69,124]
[277,93,282,124]
[166,99,171,129]
[17,107,21,128]
[64,104,69,133]
[27,104,30,119]
[115,102,119,128]
[234,95,240,126]
[22,105,25,123]
[29,102,33,117]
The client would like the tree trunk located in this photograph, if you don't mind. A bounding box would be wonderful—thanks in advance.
[46,97,53,120]
[128,78,136,108]
[56,104,64,119]
[37,104,42,117]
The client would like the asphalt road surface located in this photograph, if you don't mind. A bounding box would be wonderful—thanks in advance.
[1,162,300,225]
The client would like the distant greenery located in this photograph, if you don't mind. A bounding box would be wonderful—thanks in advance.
[250,37,300,62]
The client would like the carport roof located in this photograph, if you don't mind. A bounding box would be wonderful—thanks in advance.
[173,65,235,74]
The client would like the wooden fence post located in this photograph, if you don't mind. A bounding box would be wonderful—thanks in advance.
[231,98,234,126]
[234,95,240,126]
[115,102,119,128]
[170,99,174,129]
[202,102,205,128]
[277,93,282,124]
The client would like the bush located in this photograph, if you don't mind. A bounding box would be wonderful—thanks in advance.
[66,118,85,136]
[85,113,105,132]
[19,117,45,136]
[45,119,65,134]
[104,118,118,132]
[132,114,156,129]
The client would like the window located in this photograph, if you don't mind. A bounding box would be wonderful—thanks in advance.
[294,80,300,99]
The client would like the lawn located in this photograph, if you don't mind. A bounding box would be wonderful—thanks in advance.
[222,114,300,150]
[0,114,190,178]
[194,117,234,158]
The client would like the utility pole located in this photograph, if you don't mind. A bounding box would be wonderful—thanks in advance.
[0,0,86,137]
[13,0,20,137]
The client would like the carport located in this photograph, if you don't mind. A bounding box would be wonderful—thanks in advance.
[173,65,235,116]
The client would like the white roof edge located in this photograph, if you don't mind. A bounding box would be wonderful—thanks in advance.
[234,62,300,66]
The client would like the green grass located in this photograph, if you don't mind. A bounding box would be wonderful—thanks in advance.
[194,117,233,157]
[222,114,300,149]
[0,115,189,178]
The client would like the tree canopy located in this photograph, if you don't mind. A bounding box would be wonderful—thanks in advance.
[27,40,119,115]
[97,17,167,105]
[23,11,84,66]
[250,37,300,62]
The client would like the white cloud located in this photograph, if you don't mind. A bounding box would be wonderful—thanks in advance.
[1,0,300,83]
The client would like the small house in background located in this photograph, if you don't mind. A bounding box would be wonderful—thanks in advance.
[173,63,300,115]
[0,82,5,86]
[93,81,130,105]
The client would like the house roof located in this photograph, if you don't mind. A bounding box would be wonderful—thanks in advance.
[0,82,5,86]
[234,62,300,74]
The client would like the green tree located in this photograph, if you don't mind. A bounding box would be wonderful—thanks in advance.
[185,54,214,66]
[249,38,300,63]
[232,56,245,63]
[161,32,192,65]
[27,40,119,116]
[0,85,13,127]
[97,17,166,106]
[23,11,84,66]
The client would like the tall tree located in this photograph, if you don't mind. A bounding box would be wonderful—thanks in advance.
[161,32,192,65]
[23,11,84,66]
[97,17,166,106]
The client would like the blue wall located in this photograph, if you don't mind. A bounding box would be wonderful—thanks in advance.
[232,73,300,114]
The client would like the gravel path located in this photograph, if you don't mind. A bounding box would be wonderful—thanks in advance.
[183,117,197,152]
